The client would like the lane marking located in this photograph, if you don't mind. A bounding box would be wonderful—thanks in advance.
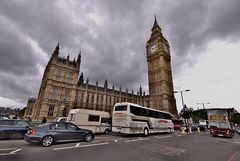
[10,148,22,154]
[154,135,172,139]
[0,148,18,151]
[53,142,109,151]
[0,153,18,156]
[125,138,150,143]
[0,148,22,156]
[75,143,80,147]
[228,150,240,161]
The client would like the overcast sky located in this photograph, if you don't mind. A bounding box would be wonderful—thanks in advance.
[0,0,240,113]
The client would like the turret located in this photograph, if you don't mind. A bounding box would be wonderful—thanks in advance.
[112,84,115,90]
[67,54,69,61]
[151,15,161,32]
[52,43,60,58]
[96,80,98,86]
[86,77,89,84]
[104,80,108,89]
[148,15,163,43]
[77,51,81,66]
[78,73,84,86]
[139,85,142,96]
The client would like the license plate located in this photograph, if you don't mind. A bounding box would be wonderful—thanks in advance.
[218,134,223,136]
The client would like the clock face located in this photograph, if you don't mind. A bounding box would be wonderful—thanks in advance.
[150,44,158,53]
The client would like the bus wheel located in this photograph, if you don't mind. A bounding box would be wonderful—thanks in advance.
[143,128,149,136]
[104,129,110,135]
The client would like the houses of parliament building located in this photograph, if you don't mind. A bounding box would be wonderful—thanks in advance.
[24,17,178,121]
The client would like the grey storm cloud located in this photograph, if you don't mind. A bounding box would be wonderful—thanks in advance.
[0,0,240,108]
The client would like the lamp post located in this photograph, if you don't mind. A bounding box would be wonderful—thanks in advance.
[180,105,190,132]
[196,102,210,109]
[174,89,190,107]
[174,89,190,133]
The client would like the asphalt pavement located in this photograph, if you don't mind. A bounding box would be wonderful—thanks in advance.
[0,131,240,161]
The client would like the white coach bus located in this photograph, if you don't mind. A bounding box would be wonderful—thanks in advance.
[112,102,174,136]
[67,109,111,134]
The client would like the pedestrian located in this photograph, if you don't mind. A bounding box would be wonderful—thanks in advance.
[41,117,47,124]
[28,116,32,122]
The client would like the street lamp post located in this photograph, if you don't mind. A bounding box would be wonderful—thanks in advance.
[196,102,210,109]
[174,89,190,107]
[174,89,190,133]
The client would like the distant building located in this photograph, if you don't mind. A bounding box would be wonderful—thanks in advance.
[0,106,20,116]
[25,17,177,121]
[0,107,5,114]
[24,98,36,118]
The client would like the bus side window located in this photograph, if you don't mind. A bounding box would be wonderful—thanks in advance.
[130,105,140,116]
[143,109,149,117]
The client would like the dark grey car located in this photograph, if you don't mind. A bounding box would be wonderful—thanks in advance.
[0,120,30,139]
[24,122,94,147]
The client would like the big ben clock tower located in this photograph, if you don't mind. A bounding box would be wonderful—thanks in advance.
[146,16,177,115]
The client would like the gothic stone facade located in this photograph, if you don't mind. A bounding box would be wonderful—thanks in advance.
[26,18,177,121]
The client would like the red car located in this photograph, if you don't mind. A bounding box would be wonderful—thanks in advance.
[172,119,184,130]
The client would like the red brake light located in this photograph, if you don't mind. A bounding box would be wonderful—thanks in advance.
[28,130,37,135]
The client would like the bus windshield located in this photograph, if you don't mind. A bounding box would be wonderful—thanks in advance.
[115,105,127,111]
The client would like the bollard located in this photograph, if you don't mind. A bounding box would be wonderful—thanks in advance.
[197,127,200,133]
[189,127,192,134]
[181,127,186,133]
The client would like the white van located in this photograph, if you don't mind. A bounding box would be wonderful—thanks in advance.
[67,109,111,134]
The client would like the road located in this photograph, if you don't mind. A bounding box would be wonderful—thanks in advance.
[0,132,240,161]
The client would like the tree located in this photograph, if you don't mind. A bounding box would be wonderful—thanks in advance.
[18,107,26,118]
[189,109,207,123]
[231,113,240,124]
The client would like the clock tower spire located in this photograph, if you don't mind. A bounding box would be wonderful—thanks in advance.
[146,16,177,115]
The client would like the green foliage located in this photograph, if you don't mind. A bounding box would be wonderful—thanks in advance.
[18,108,26,118]
[189,109,207,123]
[231,113,240,124]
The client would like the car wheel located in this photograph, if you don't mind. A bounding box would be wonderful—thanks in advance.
[143,128,149,137]
[85,133,93,142]
[41,136,54,147]
[104,129,110,135]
